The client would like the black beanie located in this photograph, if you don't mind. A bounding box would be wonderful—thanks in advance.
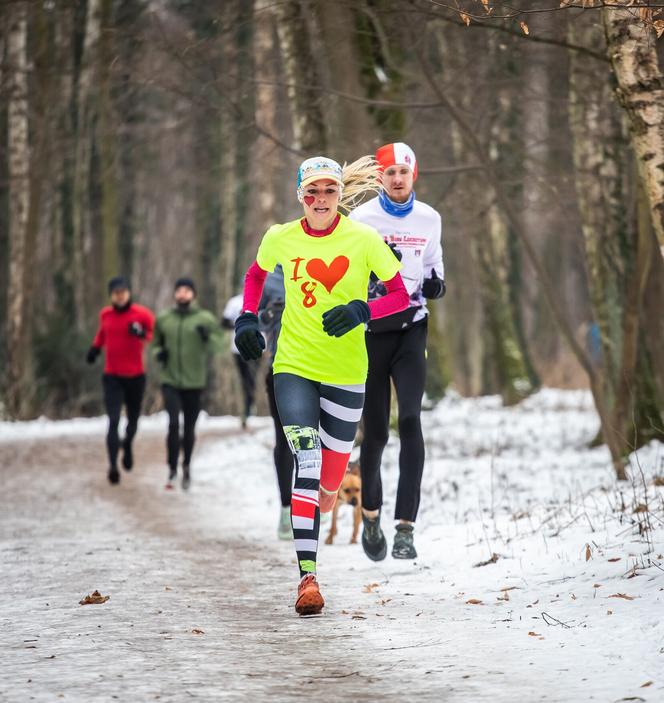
[108,276,131,294]
[174,277,196,295]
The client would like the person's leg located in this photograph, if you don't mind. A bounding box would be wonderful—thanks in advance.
[391,321,428,522]
[181,389,202,488]
[318,382,365,512]
[359,332,395,514]
[119,375,145,471]
[102,374,123,483]
[358,331,398,561]
[161,384,182,480]
[266,367,293,508]
[390,320,428,559]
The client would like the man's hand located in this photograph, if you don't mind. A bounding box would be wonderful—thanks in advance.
[422,269,445,300]
[196,325,210,342]
[128,321,146,338]
[86,346,100,365]
[156,348,169,365]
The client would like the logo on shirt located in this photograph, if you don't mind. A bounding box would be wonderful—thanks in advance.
[290,255,350,308]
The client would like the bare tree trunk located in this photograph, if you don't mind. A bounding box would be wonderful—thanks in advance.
[73,0,101,327]
[273,0,326,153]
[314,3,373,158]
[5,2,30,418]
[603,5,664,247]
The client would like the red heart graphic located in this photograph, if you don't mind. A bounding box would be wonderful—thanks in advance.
[305,256,350,294]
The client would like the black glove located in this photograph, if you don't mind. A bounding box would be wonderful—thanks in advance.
[322,300,370,337]
[422,269,446,300]
[156,348,169,365]
[259,299,285,326]
[128,321,146,338]
[86,346,100,365]
[234,312,265,360]
[196,324,210,342]
[388,242,403,261]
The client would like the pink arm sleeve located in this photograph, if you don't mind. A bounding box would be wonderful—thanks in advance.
[368,272,409,320]
[242,261,269,314]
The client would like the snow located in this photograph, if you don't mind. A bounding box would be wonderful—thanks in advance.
[1,388,662,701]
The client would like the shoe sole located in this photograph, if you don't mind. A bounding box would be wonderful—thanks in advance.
[392,551,417,560]
[295,588,324,616]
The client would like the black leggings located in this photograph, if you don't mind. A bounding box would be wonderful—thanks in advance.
[266,368,293,507]
[162,385,202,470]
[360,319,427,522]
[103,374,146,469]
[234,355,257,418]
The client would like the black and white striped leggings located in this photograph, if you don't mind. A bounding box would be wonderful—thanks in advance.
[274,372,365,578]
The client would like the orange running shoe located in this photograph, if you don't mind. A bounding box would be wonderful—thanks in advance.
[319,486,338,514]
[295,574,325,616]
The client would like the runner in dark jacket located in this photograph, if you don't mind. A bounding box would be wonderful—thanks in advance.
[87,276,155,485]
[152,277,224,489]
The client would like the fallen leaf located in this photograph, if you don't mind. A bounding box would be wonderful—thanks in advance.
[497,591,510,602]
[460,11,471,26]
[641,681,653,688]
[634,504,648,514]
[362,583,380,593]
[520,20,529,35]
[352,615,367,620]
[528,631,541,637]
[607,610,613,615]
[473,553,499,568]
[585,544,592,561]
[608,557,621,562]
[378,598,392,606]
[570,593,577,600]
[466,598,483,605]
[191,629,205,635]
[608,593,635,601]
[79,590,110,606]
[653,476,664,486]
[593,584,602,588]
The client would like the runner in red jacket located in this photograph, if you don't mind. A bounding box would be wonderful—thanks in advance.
[87,276,155,484]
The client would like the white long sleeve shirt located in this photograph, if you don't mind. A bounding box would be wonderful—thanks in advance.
[349,195,444,323]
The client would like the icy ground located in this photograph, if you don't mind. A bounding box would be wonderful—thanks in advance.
[1,389,662,702]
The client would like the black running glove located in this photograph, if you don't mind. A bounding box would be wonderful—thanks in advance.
[322,300,370,337]
[234,312,265,360]
[196,324,210,342]
[86,346,101,365]
[156,348,169,365]
[422,269,446,300]
[128,321,146,338]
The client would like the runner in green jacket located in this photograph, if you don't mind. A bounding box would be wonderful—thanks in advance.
[153,277,224,489]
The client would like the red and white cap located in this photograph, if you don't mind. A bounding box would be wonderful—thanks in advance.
[375,142,418,181]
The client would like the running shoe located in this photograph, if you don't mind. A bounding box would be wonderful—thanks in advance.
[121,439,133,471]
[319,486,338,514]
[295,574,324,616]
[361,512,387,561]
[181,465,190,491]
[165,468,177,490]
[277,506,292,540]
[108,466,120,485]
[392,523,417,559]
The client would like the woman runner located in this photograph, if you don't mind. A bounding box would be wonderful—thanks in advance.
[234,156,409,615]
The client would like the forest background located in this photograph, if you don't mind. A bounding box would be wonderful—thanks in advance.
[1,0,663,478]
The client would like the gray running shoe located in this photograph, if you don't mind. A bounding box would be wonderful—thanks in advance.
[392,523,417,559]
[361,512,387,561]
[181,465,190,490]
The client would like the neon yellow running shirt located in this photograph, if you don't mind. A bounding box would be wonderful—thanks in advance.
[256,214,401,385]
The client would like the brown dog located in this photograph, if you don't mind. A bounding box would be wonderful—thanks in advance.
[325,461,362,545]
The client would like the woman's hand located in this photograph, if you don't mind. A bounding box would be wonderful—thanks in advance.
[322,300,370,337]
[234,312,265,360]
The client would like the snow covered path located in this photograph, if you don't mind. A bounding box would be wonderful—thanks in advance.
[1,390,662,702]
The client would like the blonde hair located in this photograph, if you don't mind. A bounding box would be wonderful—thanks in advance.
[338,156,382,212]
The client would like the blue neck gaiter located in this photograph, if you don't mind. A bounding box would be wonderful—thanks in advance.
[378,190,415,217]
